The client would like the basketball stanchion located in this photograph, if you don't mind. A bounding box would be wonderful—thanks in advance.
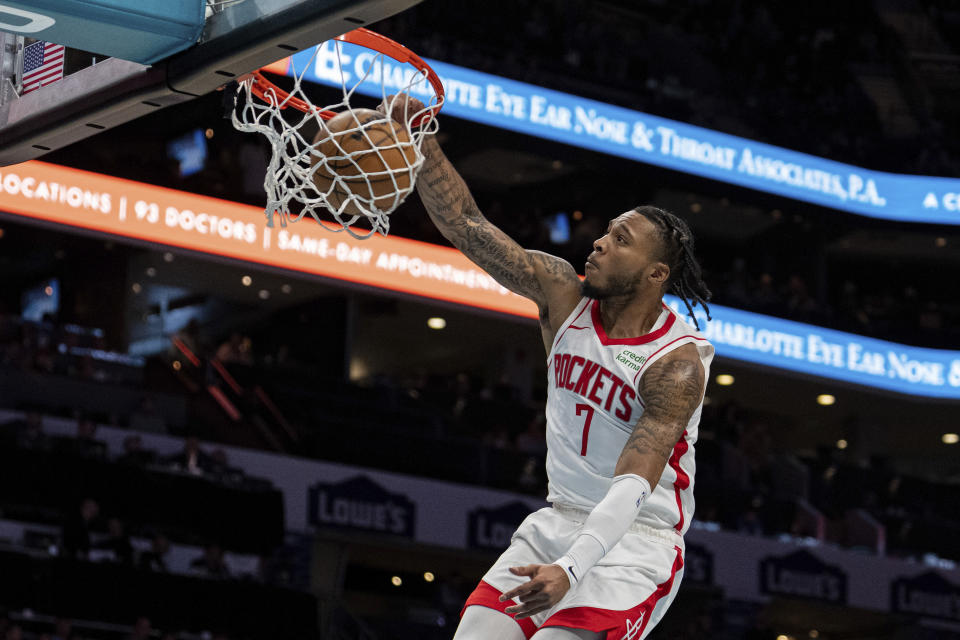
[230,28,445,239]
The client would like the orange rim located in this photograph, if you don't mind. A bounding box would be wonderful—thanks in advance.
[248,27,445,126]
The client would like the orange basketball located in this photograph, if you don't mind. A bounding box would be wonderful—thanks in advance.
[311,108,417,215]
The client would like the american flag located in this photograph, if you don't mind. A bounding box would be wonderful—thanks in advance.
[22,41,65,95]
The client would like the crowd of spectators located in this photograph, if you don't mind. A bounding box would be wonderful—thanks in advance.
[0,411,244,480]
[0,409,301,640]
[376,0,960,177]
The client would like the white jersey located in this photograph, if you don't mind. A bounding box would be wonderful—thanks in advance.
[544,298,714,536]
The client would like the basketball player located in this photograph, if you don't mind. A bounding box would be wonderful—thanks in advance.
[385,97,714,640]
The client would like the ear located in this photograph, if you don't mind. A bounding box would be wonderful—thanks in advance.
[649,261,670,287]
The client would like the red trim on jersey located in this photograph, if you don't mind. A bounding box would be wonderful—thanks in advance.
[539,545,684,639]
[590,300,675,346]
[632,334,709,388]
[462,580,537,639]
[668,431,691,532]
[554,300,593,349]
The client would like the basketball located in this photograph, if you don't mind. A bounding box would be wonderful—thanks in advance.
[310,108,417,215]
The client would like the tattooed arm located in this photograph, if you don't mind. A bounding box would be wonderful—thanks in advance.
[415,136,582,347]
[615,344,705,484]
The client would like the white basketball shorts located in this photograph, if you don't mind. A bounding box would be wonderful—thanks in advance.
[461,506,684,640]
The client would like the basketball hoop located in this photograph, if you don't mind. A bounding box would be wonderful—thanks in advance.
[231,28,444,238]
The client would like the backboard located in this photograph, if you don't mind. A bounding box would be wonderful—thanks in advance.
[0,0,424,166]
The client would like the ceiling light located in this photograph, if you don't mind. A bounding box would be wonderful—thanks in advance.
[241,275,252,286]
[258,289,270,300]
[391,576,402,587]
[146,267,157,277]
[836,439,848,450]
[935,237,947,248]
[715,374,734,386]
[281,284,292,294]
[172,360,182,371]
[131,283,142,294]
[205,128,215,139]
[943,433,959,445]
[817,394,835,406]
[423,572,435,582]
[163,252,174,262]
[809,631,819,639]
[44,286,53,296]
[427,317,446,330]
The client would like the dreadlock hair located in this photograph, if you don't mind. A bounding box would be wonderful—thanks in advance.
[633,205,712,330]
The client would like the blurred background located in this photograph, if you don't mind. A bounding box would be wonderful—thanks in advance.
[1,1,959,639]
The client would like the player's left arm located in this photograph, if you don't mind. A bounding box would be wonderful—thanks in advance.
[500,345,704,619]
[615,343,705,482]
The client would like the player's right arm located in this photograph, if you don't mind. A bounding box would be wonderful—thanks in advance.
[416,136,581,347]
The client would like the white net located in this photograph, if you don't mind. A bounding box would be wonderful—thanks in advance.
[231,36,442,238]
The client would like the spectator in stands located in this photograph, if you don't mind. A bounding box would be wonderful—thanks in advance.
[127,617,152,640]
[138,532,171,573]
[3,410,48,450]
[515,414,547,457]
[208,448,243,482]
[94,517,134,565]
[216,332,252,365]
[129,396,167,434]
[118,435,156,467]
[190,543,231,578]
[517,457,542,494]
[499,347,533,404]
[162,436,213,476]
[61,497,99,559]
[70,415,107,458]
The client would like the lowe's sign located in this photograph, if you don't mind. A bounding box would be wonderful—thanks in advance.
[664,295,960,400]
[272,42,960,225]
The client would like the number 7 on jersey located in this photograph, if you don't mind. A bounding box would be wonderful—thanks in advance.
[575,403,594,456]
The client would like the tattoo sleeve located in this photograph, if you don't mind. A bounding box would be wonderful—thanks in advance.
[416,138,576,305]
[615,355,705,483]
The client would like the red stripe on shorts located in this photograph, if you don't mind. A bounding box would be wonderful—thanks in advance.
[461,580,538,639]
[538,545,684,639]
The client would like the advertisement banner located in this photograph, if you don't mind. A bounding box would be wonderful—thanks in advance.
[308,474,416,538]
[0,161,535,318]
[467,501,534,551]
[267,42,960,225]
[683,542,714,586]
[1,161,958,398]
[891,572,960,622]
[759,549,848,604]
[667,298,960,400]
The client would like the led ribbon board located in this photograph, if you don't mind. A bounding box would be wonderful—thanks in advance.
[266,43,960,225]
[1,161,958,398]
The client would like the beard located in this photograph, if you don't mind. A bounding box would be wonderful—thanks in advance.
[580,273,638,300]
